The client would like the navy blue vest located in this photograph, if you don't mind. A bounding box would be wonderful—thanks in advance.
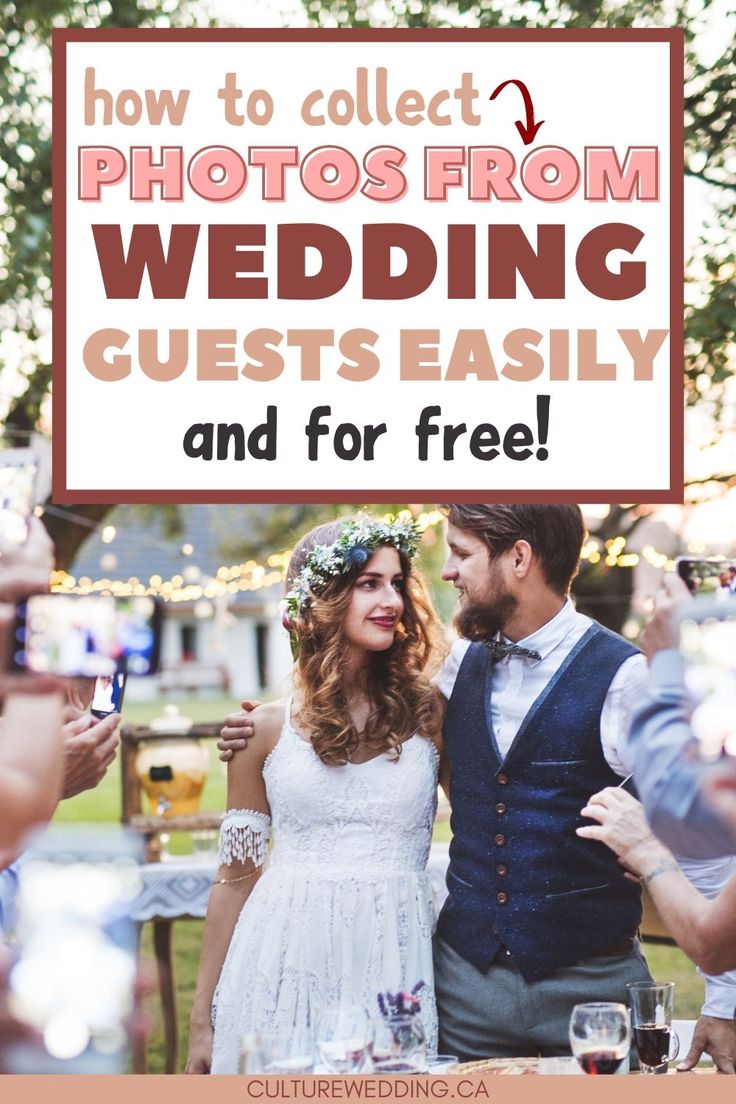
[437,623,642,981]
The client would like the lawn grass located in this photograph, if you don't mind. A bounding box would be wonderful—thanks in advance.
[51,693,710,1073]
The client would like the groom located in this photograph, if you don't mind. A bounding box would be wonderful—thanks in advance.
[432,503,649,1057]
[432,503,735,1066]
[219,503,736,1068]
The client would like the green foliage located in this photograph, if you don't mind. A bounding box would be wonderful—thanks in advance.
[0,0,201,435]
[299,0,736,477]
[217,503,412,562]
[1,0,732,572]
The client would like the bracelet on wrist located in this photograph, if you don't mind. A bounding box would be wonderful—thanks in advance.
[642,860,680,887]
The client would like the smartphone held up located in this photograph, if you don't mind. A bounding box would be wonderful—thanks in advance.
[12,594,162,679]
[676,556,736,598]
[90,672,128,718]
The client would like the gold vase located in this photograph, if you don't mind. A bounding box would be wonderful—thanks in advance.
[136,738,209,817]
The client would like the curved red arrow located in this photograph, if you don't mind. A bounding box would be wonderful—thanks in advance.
[489,79,544,145]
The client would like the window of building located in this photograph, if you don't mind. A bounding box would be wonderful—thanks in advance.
[181,623,198,662]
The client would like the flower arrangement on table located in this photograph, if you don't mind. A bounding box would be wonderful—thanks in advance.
[377,981,426,1021]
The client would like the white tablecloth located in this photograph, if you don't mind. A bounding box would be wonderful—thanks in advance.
[131,842,450,922]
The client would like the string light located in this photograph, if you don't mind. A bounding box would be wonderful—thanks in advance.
[43,501,723,601]
[49,509,678,602]
[51,509,448,602]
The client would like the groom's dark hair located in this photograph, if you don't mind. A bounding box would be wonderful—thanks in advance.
[441,503,585,595]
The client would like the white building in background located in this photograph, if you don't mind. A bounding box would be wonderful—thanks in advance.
[71,505,294,703]
[153,591,293,703]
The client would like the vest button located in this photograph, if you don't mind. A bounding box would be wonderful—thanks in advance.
[496,772,509,785]
[493,833,506,846]
[491,923,499,935]
[496,863,508,876]
[495,803,507,815]
[496,892,508,905]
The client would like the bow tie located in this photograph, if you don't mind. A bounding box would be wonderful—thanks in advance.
[484,639,542,663]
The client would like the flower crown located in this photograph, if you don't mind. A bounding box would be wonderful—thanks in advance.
[282,516,420,626]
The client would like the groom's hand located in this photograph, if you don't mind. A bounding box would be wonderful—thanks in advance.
[217,700,259,762]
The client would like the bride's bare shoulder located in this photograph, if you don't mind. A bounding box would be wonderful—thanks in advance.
[249,699,287,743]
[225,700,286,782]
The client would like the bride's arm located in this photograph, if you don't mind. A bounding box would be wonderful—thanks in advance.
[186,700,283,1074]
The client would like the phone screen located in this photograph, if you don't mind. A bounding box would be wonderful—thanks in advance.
[14,594,162,677]
[677,557,736,597]
[90,672,127,718]
[0,449,38,548]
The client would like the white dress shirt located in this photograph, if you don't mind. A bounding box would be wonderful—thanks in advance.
[435,598,736,1019]
[436,598,646,772]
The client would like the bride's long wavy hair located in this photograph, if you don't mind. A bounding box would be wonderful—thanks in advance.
[287,519,445,766]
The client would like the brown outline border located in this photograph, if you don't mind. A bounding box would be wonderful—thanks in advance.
[52,27,684,505]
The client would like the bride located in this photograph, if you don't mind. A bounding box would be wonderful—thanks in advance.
[186,516,447,1074]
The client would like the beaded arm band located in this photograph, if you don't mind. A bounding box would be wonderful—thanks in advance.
[217,808,271,869]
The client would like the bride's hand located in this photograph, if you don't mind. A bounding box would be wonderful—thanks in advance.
[185,1023,214,1074]
[576,786,670,874]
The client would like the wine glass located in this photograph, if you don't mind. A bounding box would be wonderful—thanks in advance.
[315,1005,372,1074]
[569,1002,630,1075]
[371,1014,427,1074]
[256,1029,316,1074]
[627,982,680,1074]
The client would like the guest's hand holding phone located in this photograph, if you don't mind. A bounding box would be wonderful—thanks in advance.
[60,704,121,799]
[639,574,692,661]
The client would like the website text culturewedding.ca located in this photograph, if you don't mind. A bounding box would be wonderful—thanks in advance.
[240,1077,491,1099]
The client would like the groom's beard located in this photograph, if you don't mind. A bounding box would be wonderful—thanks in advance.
[454,572,519,642]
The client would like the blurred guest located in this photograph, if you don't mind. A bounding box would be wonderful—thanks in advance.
[0,692,121,939]
[630,574,736,859]
[0,518,64,854]
[578,787,736,976]
[617,571,736,1070]
[0,945,38,1069]
[704,766,736,839]
[0,693,64,855]
[0,518,120,934]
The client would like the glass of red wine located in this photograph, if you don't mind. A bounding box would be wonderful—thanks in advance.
[627,982,680,1074]
[569,1002,631,1075]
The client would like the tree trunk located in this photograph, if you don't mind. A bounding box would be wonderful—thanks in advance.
[43,502,114,572]
[572,509,648,634]
[572,561,634,635]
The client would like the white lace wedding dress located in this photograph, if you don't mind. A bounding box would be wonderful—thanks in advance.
[210,703,439,1073]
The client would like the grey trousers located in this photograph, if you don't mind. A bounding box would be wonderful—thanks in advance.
[434,935,652,1060]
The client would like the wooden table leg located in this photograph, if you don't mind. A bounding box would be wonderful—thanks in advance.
[153,918,178,1074]
[132,922,147,1074]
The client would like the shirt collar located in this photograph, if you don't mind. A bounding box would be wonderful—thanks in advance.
[500,597,579,663]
